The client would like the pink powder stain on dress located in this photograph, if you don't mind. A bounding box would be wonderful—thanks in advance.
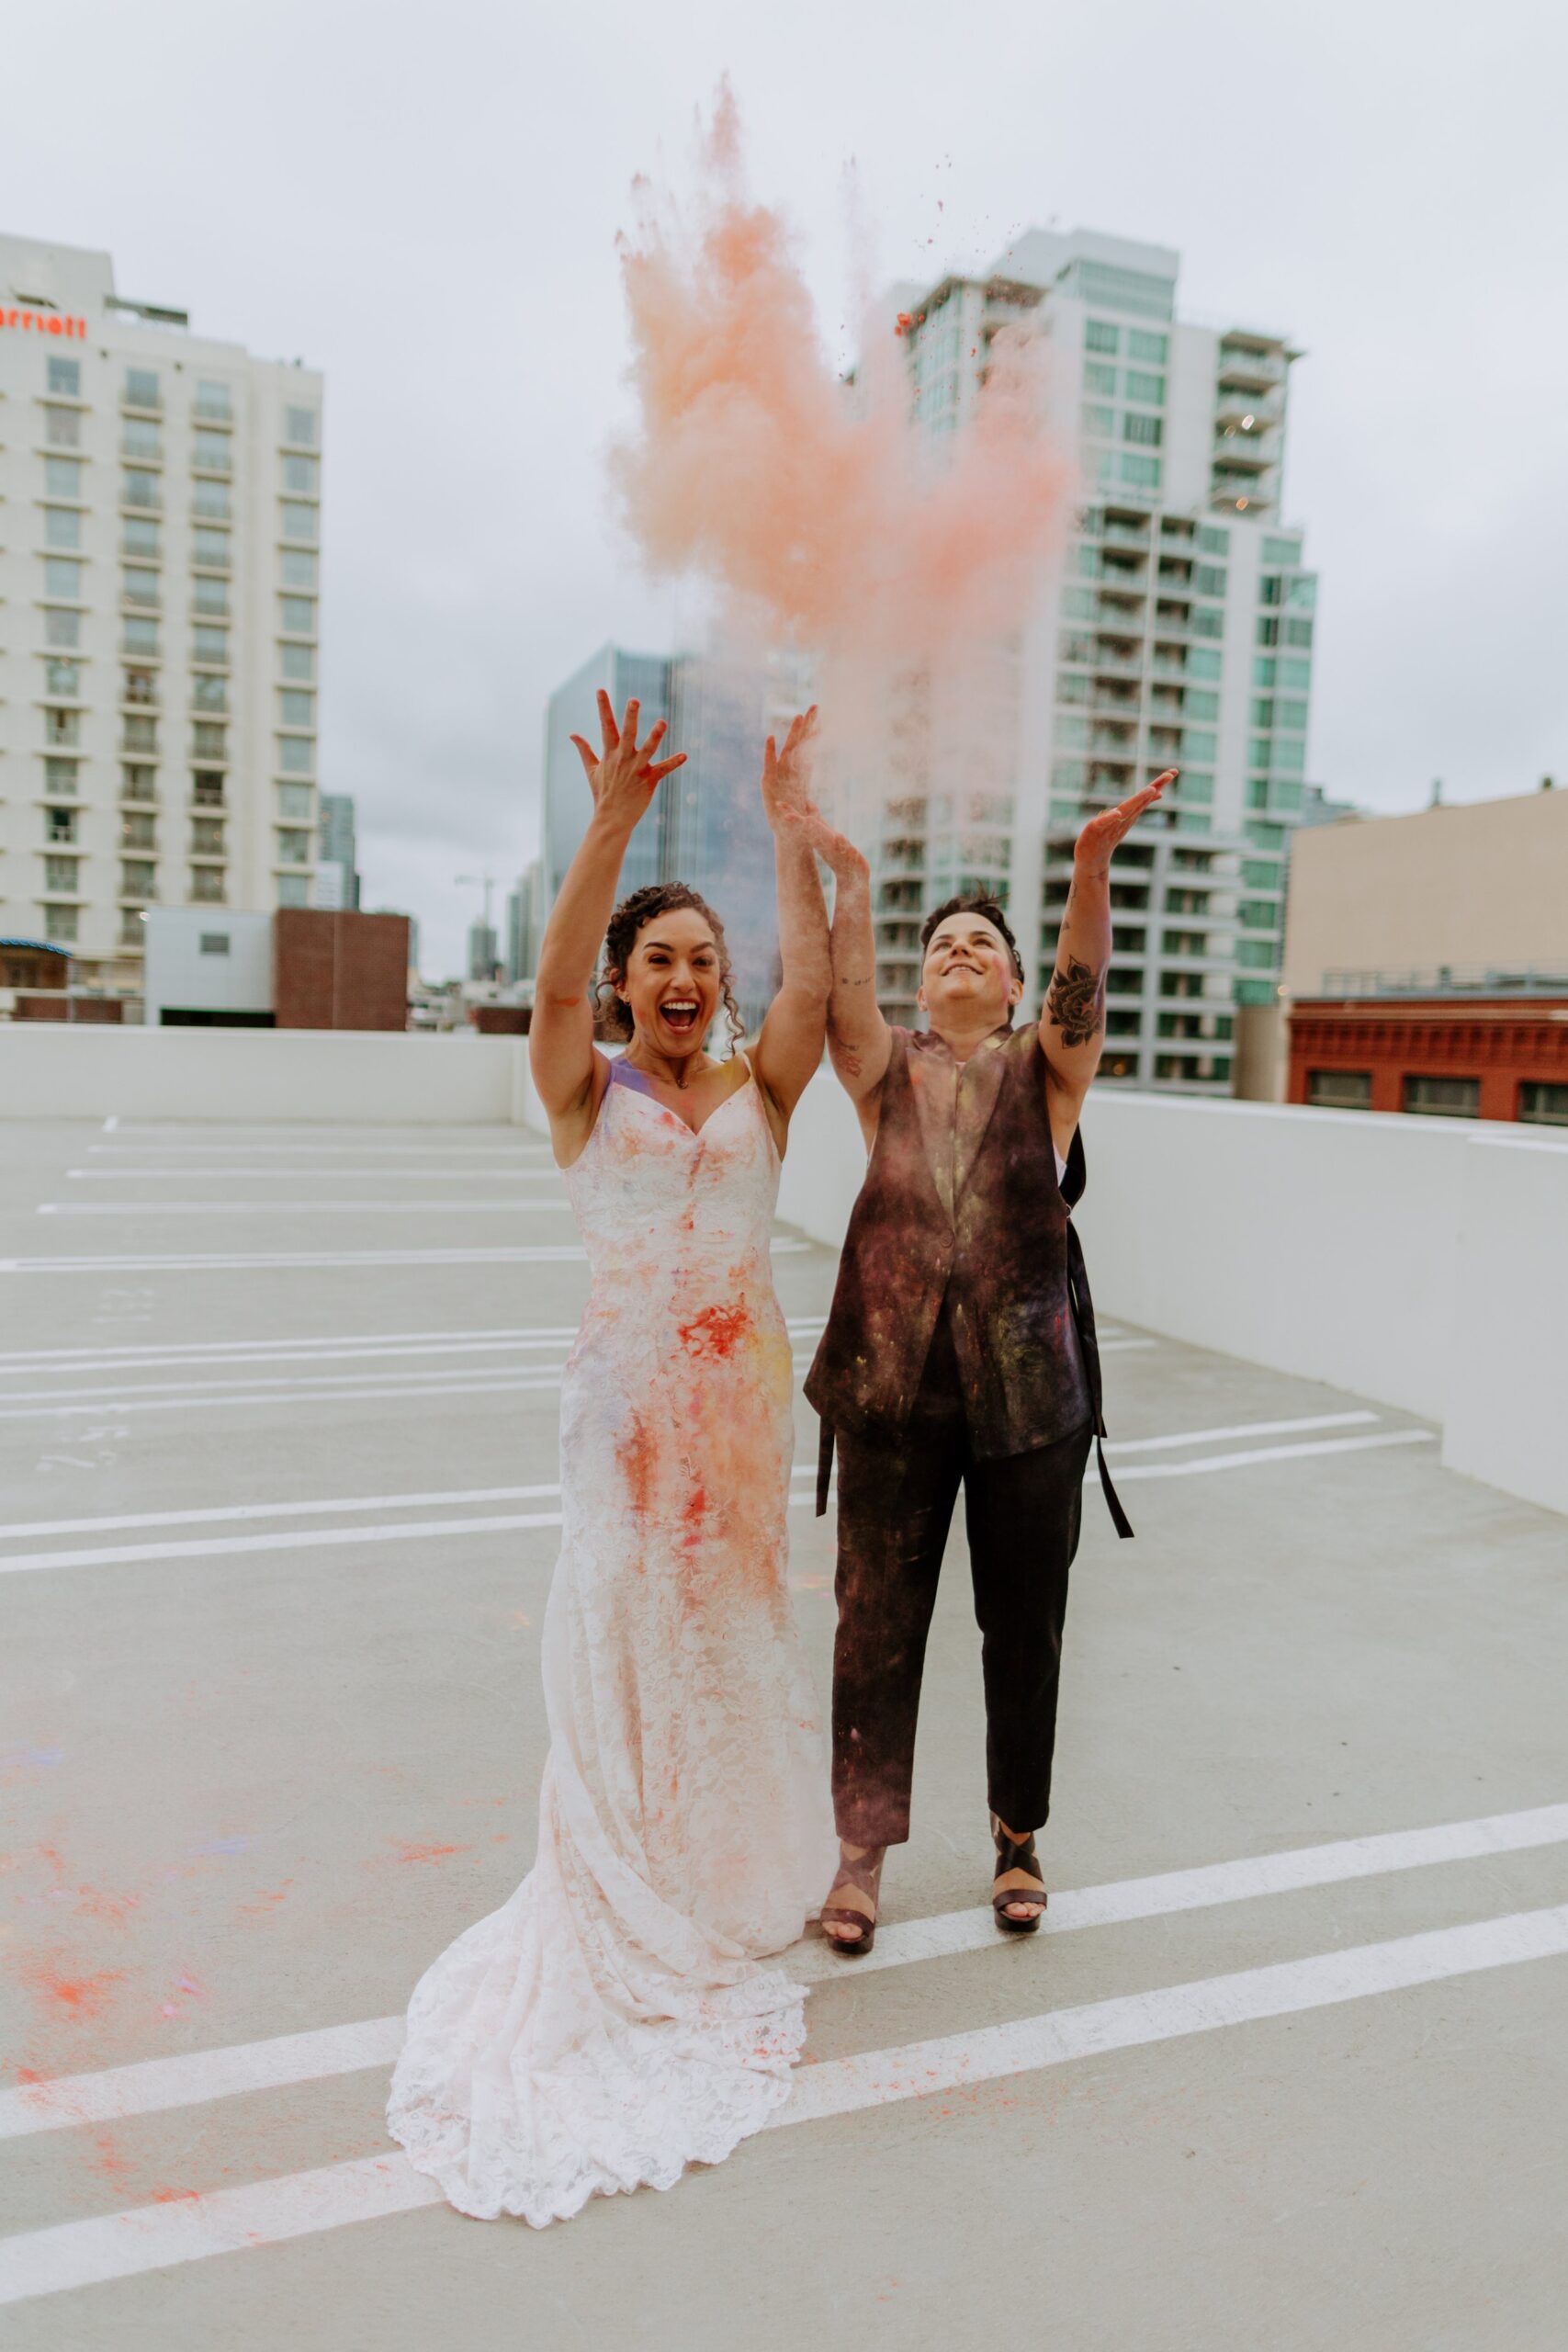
[676,1301,751,1360]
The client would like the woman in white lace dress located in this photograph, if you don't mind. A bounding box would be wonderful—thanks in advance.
[387,691,840,2224]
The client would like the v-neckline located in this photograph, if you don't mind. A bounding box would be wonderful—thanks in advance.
[612,1062,756,1142]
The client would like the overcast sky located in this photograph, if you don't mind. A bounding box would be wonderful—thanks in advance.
[6,0,1564,974]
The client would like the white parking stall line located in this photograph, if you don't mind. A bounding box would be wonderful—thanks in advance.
[1112,1429,1436,1479]
[5,1901,1565,2301]
[86,1141,556,1158]
[66,1167,567,1182]
[1106,1410,1378,1453]
[0,1241,812,1272]
[37,1200,575,1218]
[0,1378,573,1428]
[0,1365,580,1412]
[0,1465,822,1544]
[6,1803,1564,2148]
[0,1317,825,1376]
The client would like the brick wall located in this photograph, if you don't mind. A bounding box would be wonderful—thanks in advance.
[1287,996,1568,1120]
[274,910,410,1031]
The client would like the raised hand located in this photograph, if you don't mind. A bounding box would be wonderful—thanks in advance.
[778,797,869,885]
[1075,770,1175,877]
[759,707,820,833]
[569,690,686,834]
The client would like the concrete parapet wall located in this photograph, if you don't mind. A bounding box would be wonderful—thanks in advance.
[0,1024,519,1125]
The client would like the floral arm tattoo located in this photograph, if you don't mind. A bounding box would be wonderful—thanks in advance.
[1045,956,1107,1049]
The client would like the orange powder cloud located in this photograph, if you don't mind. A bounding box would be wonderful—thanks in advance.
[611,85,1075,669]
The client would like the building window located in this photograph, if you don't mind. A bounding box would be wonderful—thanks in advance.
[121,811,156,850]
[192,773,227,808]
[1083,359,1117,398]
[193,481,231,521]
[192,428,232,473]
[44,902,79,944]
[124,367,161,409]
[1194,563,1227,597]
[193,578,230,616]
[285,406,319,447]
[1519,1082,1568,1126]
[192,526,231,570]
[195,379,232,421]
[1284,617,1314,648]
[44,407,82,454]
[44,612,83,655]
[44,806,79,843]
[122,517,160,560]
[1191,606,1224,638]
[192,721,227,760]
[120,860,157,899]
[191,818,226,855]
[121,418,162,461]
[282,454,319,495]
[276,828,312,865]
[123,714,158,753]
[189,869,226,904]
[44,658,82,698]
[44,506,83,551]
[44,758,81,796]
[1122,411,1162,446]
[48,355,82,397]
[44,455,84,499]
[1119,452,1161,489]
[122,469,162,514]
[1257,616,1280,647]
[122,666,158,707]
[278,500,318,543]
[1081,402,1114,439]
[1403,1075,1480,1119]
[276,735,314,775]
[44,854,81,893]
[279,641,315,682]
[1124,369,1165,406]
[280,549,318,590]
[279,594,316,634]
[1128,328,1168,365]
[277,689,314,728]
[277,782,313,820]
[192,675,229,714]
[120,619,158,660]
[122,565,161,607]
[119,910,147,947]
[44,707,81,747]
[276,873,310,909]
[193,626,230,664]
[199,930,231,955]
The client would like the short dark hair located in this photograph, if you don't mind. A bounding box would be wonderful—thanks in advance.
[919,893,1024,986]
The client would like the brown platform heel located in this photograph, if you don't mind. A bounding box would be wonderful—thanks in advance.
[820,1844,886,1956]
[991,1816,1047,1933]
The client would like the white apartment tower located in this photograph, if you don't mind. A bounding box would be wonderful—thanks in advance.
[0,235,323,996]
[879,226,1317,1091]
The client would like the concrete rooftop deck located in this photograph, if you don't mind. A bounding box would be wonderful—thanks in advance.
[1,1116,1565,2348]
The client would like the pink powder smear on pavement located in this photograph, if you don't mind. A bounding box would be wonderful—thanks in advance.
[611,83,1074,669]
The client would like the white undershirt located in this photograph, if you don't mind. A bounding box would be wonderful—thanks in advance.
[1055,1148,1067,1185]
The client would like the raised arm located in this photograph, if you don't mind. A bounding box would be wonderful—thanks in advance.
[779,801,890,1141]
[1042,769,1173,1125]
[528,691,685,1162]
[750,708,833,1126]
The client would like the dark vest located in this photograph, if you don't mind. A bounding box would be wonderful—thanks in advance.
[805,1023,1132,1534]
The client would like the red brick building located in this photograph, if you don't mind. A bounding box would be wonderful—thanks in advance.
[273,910,412,1031]
[1288,976,1568,1125]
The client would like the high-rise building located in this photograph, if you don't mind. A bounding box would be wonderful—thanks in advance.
[316,792,359,910]
[542,642,808,1035]
[0,235,324,998]
[505,855,545,984]
[874,225,1318,1091]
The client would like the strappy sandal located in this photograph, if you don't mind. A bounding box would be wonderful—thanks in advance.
[820,1844,886,1957]
[991,1816,1047,1934]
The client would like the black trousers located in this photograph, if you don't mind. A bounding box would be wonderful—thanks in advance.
[829,1317,1093,1848]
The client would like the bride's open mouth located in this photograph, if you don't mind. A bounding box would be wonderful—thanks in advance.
[659,999,702,1035]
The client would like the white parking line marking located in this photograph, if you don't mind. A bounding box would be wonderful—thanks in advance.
[66,1168,566,1182]
[4,1802,1562,2147]
[37,1201,575,1218]
[1112,1429,1436,1479]
[0,1241,812,1272]
[0,1467,821,1544]
[0,1317,827,1372]
[87,1142,555,1158]
[1107,1410,1378,1453]
[5,1902,1564,2300]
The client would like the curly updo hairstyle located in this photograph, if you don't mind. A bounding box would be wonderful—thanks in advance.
[595,881,744,1048]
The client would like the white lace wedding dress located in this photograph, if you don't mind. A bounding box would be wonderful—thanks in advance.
[387,1057,837,2224]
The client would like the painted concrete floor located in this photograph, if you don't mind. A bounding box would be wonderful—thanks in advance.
[1,1117,1565,2349]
